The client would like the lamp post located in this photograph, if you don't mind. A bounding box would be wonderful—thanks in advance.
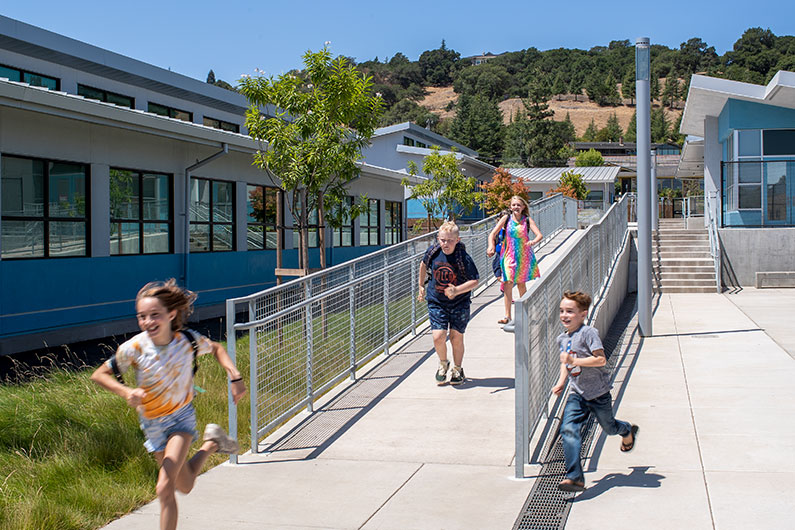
[636,37,652,336]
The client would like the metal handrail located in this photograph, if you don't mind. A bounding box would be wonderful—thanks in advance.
[705,191,722,293]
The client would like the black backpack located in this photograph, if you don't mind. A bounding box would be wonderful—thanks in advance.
[422,241,470,285]
[110,329,199,385]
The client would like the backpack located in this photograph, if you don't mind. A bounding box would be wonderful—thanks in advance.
[110,329,200,385]
[422,242,470,285]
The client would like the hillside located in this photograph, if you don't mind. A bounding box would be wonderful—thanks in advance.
[418,86,682,138]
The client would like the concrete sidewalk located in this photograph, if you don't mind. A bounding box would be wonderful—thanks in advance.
[567,289,795,530]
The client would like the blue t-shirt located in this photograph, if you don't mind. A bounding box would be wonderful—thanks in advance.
[424,244,479,307]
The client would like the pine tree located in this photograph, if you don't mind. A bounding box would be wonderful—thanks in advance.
[621,71,635,105]
[552,73,567,101]
[624,111,637,142]
[449,94,505,162]
[604,112,622,142]
[650,108,669,143]
[583,119,598,141]
[650,76,660,102]
[206,69,216,84]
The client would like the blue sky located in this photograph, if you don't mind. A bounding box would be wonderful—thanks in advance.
[3,1,794,85]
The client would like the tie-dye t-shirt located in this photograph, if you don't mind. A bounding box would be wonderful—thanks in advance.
[109,330,213,419]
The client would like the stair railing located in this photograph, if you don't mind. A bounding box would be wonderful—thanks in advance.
[705,191,721,293]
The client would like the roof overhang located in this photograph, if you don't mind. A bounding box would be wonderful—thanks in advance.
[676,136,705,178]
[680,71,795,137]
[395,144,495,173]
[357,161,422,185]
[0,78,261,153]
[508,165,620,184]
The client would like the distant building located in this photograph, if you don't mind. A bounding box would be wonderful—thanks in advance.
[508,166,619,212]
[464,52,500,66]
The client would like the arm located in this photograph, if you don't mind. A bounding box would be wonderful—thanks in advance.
[487,215,509,257]
[443,279,479,300]
[417,261,428,301]
[561,348,607,368]
[211,341,247,405]
[527,216,543,247]
[551,362,568,395]
[91,360,146,408]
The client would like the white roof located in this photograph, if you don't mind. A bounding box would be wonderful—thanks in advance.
[373,121,478,156]
[680,71,795,137]
[677,137,704,178]
[509,166,619,183]
[395,144,495,173]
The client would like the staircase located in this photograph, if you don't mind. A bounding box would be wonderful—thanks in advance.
[653,218,716,293]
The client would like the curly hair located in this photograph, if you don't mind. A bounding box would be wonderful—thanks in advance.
[562,290,592,312]
[136,278,196,331]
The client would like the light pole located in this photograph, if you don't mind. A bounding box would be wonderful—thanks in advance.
[636,37,652,336]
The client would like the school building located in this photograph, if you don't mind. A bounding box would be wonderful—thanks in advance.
[0,16,429,355]
[678,70,795,286]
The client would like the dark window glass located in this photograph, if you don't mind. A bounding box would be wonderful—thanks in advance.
[0,65,22,82]
[1,155,88,259]
[80,84,135,108]
[738,186,761,209]
[332,196,354,247]
[385,200,402,245]
[403,136,415,146]
[203,117,240,133]
[763,129,795,156]
[291,194,319,248]
[77,85,104,101]
[110,169,171,255]
[190,177,234,252]
[148,102,169,116]
[360,199,380,246]
[1,65,58,89]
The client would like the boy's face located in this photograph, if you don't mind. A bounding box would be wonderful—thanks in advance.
[437,230,459,255]
[559,298,587,332]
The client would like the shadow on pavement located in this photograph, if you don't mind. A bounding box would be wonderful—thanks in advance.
[572,466,666,501]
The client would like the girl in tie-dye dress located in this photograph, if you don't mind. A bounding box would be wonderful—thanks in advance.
[487,196,543,325]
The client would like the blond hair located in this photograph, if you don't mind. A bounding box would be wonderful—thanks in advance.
[438,220,460,237]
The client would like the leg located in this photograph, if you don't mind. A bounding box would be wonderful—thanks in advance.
[175,440,219,494]
[153,433,193,530]
[432,330,448,362]
[559,393,590,482]
[449,329,465,367]
[516,282,527,298]
[503,281,514,320]
[586,393,634,450]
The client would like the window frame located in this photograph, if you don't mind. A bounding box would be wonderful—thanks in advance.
[246,184,280,250]
[331,196,354,247]
[148,102,193,123]
[189,177,235,252]
[0,63,59,90]
[291,194,320,248]
[109,168,173,255]
[1,153,90,260]
[203,116,240,133]
[384,200,402,245]
[77,84,135,108]
[360,198,380,246]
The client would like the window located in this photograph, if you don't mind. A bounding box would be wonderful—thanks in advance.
[291,194,319,248]
[1,155,88,258]
[203,117,240,133]
[109,169,171,255]
[148,102,193,122]
[403,136,415,147]
[384,200,402,245]
[0,64,59,90]
[360,199,380,246]
[78,84,134,108]
[246,185,279,250]
[331,196,354,247]
[416,141,427,148]
[189,178,234,251]
[763,129,795,156]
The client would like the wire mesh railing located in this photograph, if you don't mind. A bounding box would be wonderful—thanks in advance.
[512,194,629,478]
[224,194,578,462]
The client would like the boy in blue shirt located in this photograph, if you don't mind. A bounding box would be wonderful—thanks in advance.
[552,290,638,492]
[418,221,480,385]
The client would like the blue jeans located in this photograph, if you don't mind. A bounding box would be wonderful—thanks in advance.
[560,391,631,482]
[138,402,198,453]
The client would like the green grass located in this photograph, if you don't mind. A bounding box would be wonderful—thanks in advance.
[0,338,251,530]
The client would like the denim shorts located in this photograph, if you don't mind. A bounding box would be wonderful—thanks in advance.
[428,300,471,333]
[139,402,198,453]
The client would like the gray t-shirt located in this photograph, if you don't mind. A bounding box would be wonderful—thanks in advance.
[557,324,611,400]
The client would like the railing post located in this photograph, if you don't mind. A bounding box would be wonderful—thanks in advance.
[226,299,239,464]
[383,254,390,355]
[349,266,356,380]
[248,299,257,456]
[514,296,529,479]
[305,282,313,413]
[411,261,418,336]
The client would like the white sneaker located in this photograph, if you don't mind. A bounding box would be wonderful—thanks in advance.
[436,360,450,384]
[203,423,239,454]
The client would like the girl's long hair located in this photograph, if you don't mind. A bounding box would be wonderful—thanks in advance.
[136,278,196,331]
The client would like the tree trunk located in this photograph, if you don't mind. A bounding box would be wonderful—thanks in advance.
[276,189,284,285]
[318,193,327,270]
[300,188,309,272]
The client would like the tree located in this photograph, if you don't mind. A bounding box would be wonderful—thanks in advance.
[549,170,588,200]
[661,76,680,109]
[650,76,661,102]
[621,70,635,105]
[575,148,604,167]
[453,63,512,100]
[650,107,669,144]
[239,46,384,273]
[402,147,482,227]
[418,40,461,86]
[582,119,598,141]
[480,167,530,215]
[624,111,637,142]
[603,112,623,142]
[380,98,437,128]
[206,69,216,84]
[551,73,567,100]
[448,93,505,162]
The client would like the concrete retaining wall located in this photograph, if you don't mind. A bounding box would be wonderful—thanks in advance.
[719,228,795,287]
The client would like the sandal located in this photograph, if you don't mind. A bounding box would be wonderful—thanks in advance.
[621,424,639,453]
[497,317,511,325]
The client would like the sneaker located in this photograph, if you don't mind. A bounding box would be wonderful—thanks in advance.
[436,360,450,384]
[502,320,515,333]
[449,366,465,385]
[203,423,239,454]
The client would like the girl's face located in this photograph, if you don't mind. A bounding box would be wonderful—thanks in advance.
[510,199,525,216]
[136,296,177,346]
[559,298,587,333]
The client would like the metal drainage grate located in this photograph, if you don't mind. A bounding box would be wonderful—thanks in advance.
[513,294,637,530]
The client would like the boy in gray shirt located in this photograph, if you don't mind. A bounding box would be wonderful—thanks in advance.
[552,291,638,492]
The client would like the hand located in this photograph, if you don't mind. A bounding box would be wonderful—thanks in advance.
[560,352,574,365]
[552,383,564,395]
[231,380,247,405]
[417,286,425,301]
[444,285,458,299]
[126,387,146,408]
[487,245,495,257]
